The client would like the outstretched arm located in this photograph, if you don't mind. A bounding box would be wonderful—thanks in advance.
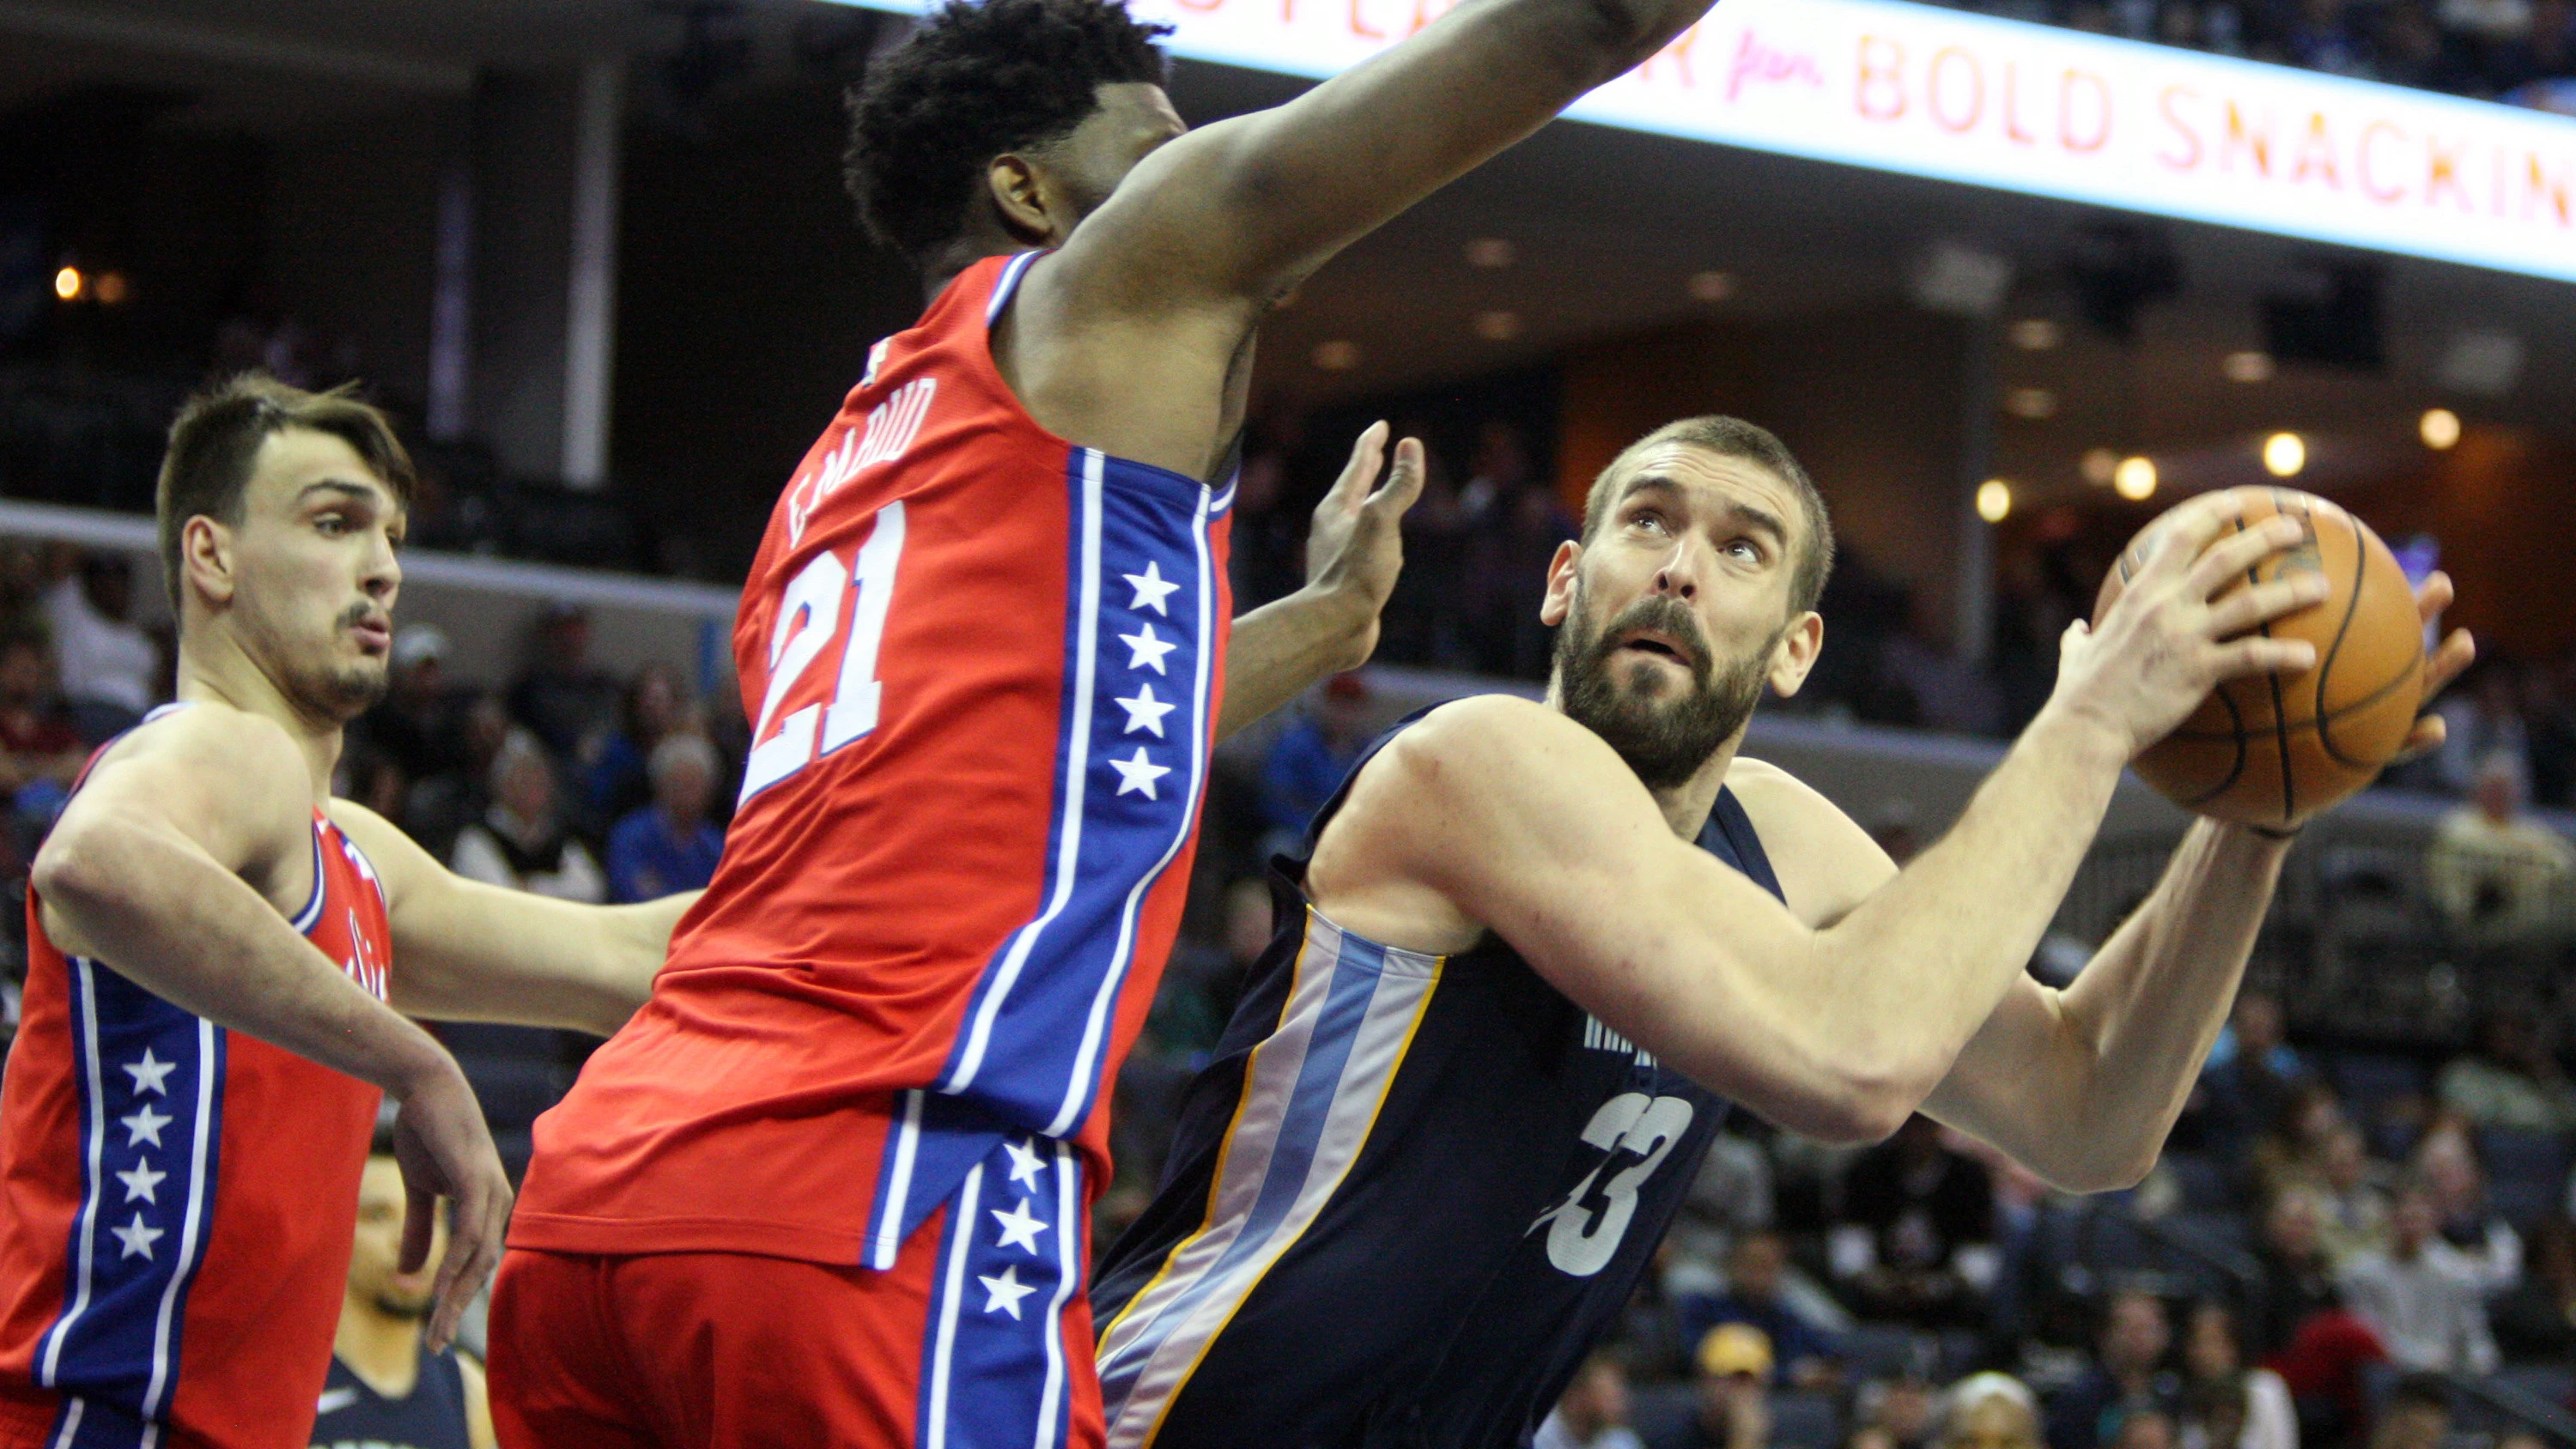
[1924,575,2476,1191]
[1328,505,2322,1142]
[331,801,691,1040]
[1064,0,1715,318]
[32,709,505,1349]
[1219,423,1424,740]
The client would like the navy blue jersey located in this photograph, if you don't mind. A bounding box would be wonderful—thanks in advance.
[1094,707,1787,1449]
[308,1345,471,1449]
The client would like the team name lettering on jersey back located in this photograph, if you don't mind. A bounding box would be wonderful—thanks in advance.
[785,377,937,548]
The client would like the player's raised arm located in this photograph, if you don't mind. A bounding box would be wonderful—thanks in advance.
[328,799,692,1039]
[1341,507,2325,1143]
[1060,0,1715,314]
[32,708,507,1347]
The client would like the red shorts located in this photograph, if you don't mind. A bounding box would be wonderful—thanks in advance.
[489,1173,1102,1449]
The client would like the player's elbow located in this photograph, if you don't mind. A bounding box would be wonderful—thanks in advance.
[1786,1065,1928,1146]
[32,818,125,915]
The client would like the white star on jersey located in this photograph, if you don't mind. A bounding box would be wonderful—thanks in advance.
[110,1212,163,1261]
[991,1197,1048,1254]
[1122,561,1181,616]
[1113,684,1176,739]
[1110,749,1171,800]
[979,1264,1038,1320]
[121,1049,175,1098]
[1005,1139,1048,1189]
[121,1105,172,1149]
[1118,623,1176,676]
[115,1158,166,1205]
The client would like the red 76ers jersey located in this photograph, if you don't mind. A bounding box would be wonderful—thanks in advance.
[514,251,1236,1268]
[0,756,394,1449]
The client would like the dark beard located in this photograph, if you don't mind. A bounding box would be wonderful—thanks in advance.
[1554,589,1774,791]
[370,1288,432,1322]
[279,601,389,723]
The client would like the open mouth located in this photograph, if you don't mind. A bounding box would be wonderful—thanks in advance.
[1616,634,1694,667]
[352,620,392,654]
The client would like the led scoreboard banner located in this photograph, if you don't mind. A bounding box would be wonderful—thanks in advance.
[832,0,2576,283]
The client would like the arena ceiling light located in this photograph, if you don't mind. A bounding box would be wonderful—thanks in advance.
[1976,478,2014,522]
[2114,456,2158,500]
[2263,432,2307,476]
[830,0,2576,284]
[2420,408,2462,448]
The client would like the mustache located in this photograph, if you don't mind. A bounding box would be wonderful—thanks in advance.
[1587,596,1712,676]
[337,601,386,630]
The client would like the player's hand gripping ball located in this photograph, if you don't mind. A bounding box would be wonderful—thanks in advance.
[2093,487,2425,829]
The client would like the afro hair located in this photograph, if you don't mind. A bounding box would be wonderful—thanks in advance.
[845,0,1172,265]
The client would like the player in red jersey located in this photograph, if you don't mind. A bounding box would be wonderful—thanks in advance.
[494,0,1754,1443]
[0,375,692,1449]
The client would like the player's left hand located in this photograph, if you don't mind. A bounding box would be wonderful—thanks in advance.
[1302,420,1426,670]
[2389,570,2476,764]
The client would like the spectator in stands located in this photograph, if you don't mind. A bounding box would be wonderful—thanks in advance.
[1538,1351,1649,1449]
[1259,673,1374,855]
[355,624,468,788]
[2425,754,2576,952]
[0,631,83,842]
[2255,1188,2342,1355]
[2179,1301,2299,1449]
[2111,1410,2181,1449]
[507,603,622,758]
[2410,1126,2522,1294]
[2253,1081,2352,1205]
[583,662,694,832]
[2362,1374,2448,1449]
[605,733,723,904]
[2336,1181,2500,1375]
[2437,665,2532,797]
[1857,1372,1941,1449]
[1936,1375,2041,1449]
[1841,1117,1996,1327]
[1650,1325,1775,1449]
[339,749,411,837]
[450,729,605,904]
[2265,1288,2387,1449]
[1680,1231,1844,1390]
[2434,1010,2576,1134]
[2047,1289,2182,1449]
[404,691,511,861]
[1673,1131,1782,1267]
[2313,1125,2395,1266]
[43,550,156,741]
[2488,1213,2576,1361]
[2198,991,2311,1179]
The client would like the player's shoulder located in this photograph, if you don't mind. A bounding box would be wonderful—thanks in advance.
[1722,755,1843,823]
[1724,756,1897,924]
[1392,692,1589,765]
[89,700,305,795]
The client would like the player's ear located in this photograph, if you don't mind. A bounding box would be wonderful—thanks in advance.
[984,154,1062,246]
[1538,542,1583,627]
[180,514,239,611]
[1766,611,1824,699]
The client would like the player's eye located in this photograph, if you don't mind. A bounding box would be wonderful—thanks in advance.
[315,514,348,537]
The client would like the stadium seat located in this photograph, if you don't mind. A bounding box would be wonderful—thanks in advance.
[1628,1382,1698,1445]
[2476,1130,2573,1228]
[1843,1323,1933,1382]
[1770,1390,1844,1449]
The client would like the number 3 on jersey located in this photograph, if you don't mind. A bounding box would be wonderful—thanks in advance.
[741,502,907,803]
[1534,1094,1695,1277]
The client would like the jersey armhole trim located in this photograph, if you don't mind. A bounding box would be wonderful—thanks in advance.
[289,821,327,935]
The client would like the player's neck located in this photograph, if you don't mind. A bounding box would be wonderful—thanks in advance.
[173,635,343,802]
[1653,737,1741,841]
[332,1300,423,1398]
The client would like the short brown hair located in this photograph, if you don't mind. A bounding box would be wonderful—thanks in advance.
[155,373,414,613]
[1581,415,1835,616]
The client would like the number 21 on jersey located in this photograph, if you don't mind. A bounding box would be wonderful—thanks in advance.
[741,502,906,803]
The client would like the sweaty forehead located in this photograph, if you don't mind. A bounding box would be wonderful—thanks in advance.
[246,427,392,511]
[1617,445,1799,526]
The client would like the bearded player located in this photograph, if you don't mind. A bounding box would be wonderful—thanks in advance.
[493,0,1761,1440]
[0,375,690,1449]
[1091,418,2475,1448]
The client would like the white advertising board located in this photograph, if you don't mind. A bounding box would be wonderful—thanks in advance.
[835,0,2576,281]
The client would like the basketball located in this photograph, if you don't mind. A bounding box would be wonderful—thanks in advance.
[2093,487,2425,829]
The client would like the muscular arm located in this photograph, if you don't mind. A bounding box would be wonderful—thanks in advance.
[1352,694,2135,1142]
[1921,822,2287,1192]
[331,802,690,1040]
[33,712,453,1095]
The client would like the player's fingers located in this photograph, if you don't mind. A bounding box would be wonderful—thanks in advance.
[2412,569,2455,624]
[1363,437,1427,518]
[2421,627,2476,701]
[2204,573,2331,638]
[2134,497,2243,584]
[1323,421,1390,508]
[2208,634,2317,682]
[2185,516,2306,600]
[399,1183,436,1275]
[2391,712,2449,764]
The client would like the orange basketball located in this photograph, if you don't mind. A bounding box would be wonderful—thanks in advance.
[2093,487,2425,829]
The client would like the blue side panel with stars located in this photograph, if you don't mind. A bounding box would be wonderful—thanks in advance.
[909,1135,1088,1449]
[33,950,238,1444]
[867,446,1230,1270]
